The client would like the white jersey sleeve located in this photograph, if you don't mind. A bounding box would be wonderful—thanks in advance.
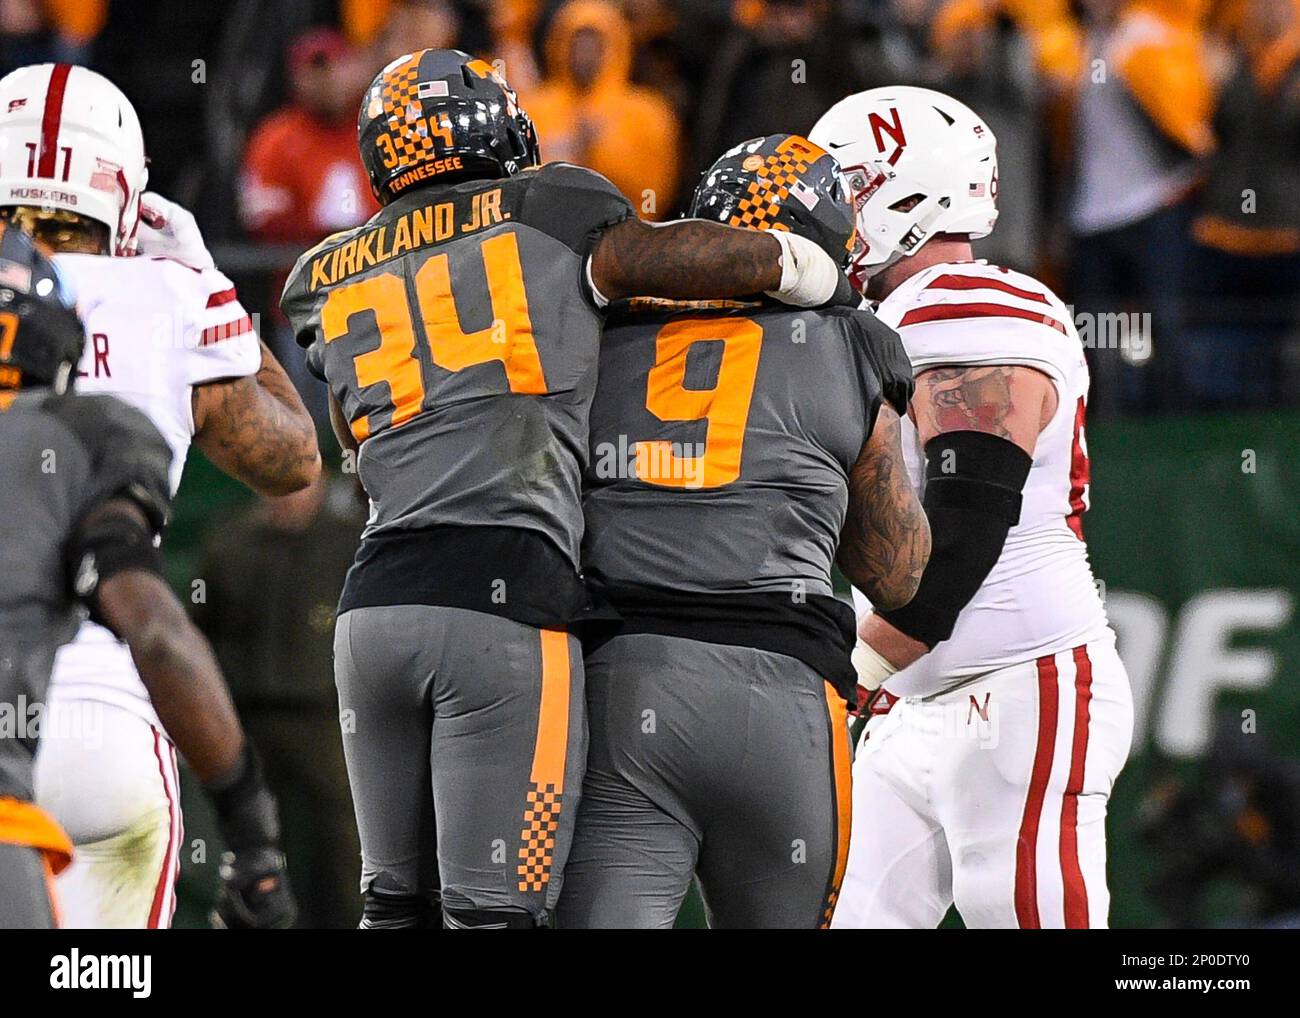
[55,253,260,491]
[165,259,261,387]
[874,263,1081,386]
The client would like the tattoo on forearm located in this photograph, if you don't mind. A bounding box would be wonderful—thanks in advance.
[593,218,782,301]
[194,348,319,494]
[921,365,1015,438]
[839,407,930,609]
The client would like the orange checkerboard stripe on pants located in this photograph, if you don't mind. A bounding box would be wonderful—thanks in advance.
[516,629,571,894]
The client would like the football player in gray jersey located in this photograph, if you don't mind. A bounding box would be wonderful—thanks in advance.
[0,225,294,929]
[281,51,856,929]
[557,135,930,928]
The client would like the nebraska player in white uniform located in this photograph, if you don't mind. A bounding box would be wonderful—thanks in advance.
[0,63,319,927]
[810,87,1133,928]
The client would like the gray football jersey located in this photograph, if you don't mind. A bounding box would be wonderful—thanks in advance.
[0,391,171,800]
[282,162,634,570]
[584,302,886,600]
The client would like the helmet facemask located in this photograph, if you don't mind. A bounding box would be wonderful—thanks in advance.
[839,160,958,291]
[0,206,110,255]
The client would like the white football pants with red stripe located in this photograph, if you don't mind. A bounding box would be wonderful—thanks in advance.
[832,637,1133,928]
[33,701,183,928]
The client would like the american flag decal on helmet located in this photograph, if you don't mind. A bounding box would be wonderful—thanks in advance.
[969,182,986,197]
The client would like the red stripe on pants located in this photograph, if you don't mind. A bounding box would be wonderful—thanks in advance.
[1060,646,1094,927]
[147,730,178,929]
[1016,654,1059,928]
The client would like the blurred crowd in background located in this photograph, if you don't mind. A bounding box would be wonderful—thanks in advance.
[4,0,1300,421]
[3,0,1299,928]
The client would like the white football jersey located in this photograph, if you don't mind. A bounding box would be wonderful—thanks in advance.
[49,253,260,723]
[853,260,1112,698]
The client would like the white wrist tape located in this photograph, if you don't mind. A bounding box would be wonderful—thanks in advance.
[584,255,611,309]
[852,639,898,692]
[763,230,839,308]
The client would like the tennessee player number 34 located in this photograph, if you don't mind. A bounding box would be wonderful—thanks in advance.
[321,231,545,442]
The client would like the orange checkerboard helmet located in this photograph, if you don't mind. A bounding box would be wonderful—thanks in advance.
[358,48,540,204]
[688,133,856,270]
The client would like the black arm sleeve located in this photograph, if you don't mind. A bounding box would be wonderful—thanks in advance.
[875,430,1033,648]
[66,502,166,631]
[51,394,173,632]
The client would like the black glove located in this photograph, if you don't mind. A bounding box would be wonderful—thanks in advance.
[211,845,297,930]
[857,310,915,416]
[204,743,298,929]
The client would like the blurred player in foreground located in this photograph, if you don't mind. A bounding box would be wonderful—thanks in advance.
[557,134,928,928]
[282,49,853,930]
[0,62,319,928]
[810,87,1133,928]
[0,225,295,929]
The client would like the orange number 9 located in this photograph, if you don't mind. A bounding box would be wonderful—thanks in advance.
[636,317,762,489]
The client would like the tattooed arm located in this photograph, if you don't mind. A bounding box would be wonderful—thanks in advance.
[838,406,931,610]
[192,339,321,496]
[589,216,847,305]
[911,364,1056,452]
[859,363,1056,671]
[590,218,782,301]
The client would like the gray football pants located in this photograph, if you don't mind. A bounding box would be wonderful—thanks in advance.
[556,633,852,929]
[0,842,56,929]
[334,605,586,923]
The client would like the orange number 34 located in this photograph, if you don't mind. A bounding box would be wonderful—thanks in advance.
[636,317,762,489]
[321,232,544,441]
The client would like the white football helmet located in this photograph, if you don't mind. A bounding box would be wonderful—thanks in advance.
[809,86,998,290]
[0,64,148,255]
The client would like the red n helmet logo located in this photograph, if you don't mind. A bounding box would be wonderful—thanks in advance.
[868,107,906,166]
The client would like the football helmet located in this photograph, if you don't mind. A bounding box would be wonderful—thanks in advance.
[0,64,149,256]
[689,133,856,268]
[0,221,85,393]
[359,48,539,203]
[809,86,998,289]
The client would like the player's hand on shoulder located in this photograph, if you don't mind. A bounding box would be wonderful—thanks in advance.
[136,192,216,270]
[761,229,849,309]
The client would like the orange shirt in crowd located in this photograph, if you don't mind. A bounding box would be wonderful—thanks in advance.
[524,0,680,218]
[934,0,1216,157]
